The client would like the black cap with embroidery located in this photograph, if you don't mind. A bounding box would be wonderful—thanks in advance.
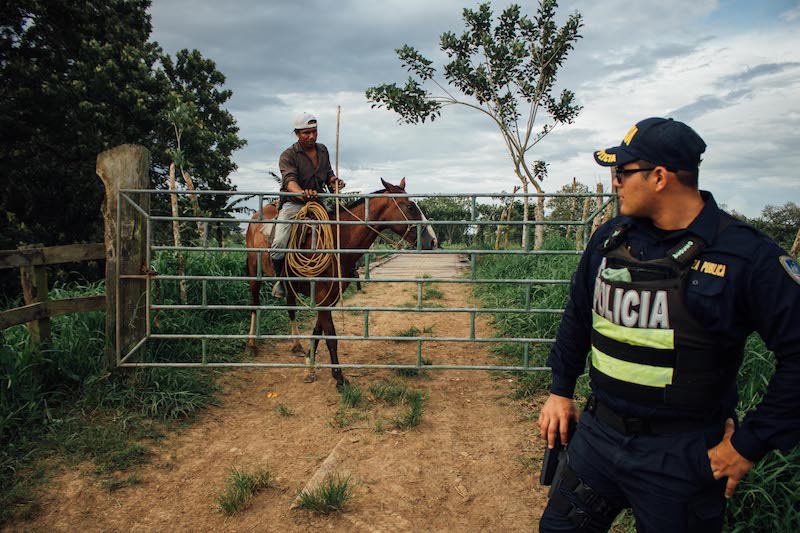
[594,117,707,171]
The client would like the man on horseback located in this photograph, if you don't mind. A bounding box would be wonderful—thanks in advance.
[270,112,345,298]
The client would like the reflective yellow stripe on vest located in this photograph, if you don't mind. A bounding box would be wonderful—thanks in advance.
[591,311,675,388]
[592,311,674,350]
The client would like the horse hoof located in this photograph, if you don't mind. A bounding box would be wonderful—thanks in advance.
[335,379,350,392]
[303,374,316,384]
[291,344,305,356]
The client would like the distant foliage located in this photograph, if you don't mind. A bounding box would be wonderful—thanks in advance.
[0,0,246,294]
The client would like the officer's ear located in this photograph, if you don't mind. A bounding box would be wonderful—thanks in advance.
[651,166,671,193]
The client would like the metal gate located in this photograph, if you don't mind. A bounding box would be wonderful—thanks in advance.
[115,189,616,372]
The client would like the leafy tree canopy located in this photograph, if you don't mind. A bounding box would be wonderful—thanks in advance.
[0,0,246,253]
[366,1,582,250]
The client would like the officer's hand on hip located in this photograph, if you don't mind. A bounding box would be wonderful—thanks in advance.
[538,394,580,449]
[707,418,755,498]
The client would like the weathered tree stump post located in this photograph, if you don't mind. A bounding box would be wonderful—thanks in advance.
[97,144,151,369]
[19,244,51,347]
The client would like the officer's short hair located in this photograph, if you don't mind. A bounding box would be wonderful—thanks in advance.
[640,160,699,189]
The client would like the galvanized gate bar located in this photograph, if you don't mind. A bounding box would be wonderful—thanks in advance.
[116,188,616,370]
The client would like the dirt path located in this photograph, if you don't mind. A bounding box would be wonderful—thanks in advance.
[12,255,551,532]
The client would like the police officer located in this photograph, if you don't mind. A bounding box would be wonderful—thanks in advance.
[537,117,800,532]
[270,112,344,298]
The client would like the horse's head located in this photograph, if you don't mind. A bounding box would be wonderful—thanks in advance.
[379,178,436,250]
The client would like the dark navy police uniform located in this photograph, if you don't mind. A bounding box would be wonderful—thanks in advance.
[540,191,800,532]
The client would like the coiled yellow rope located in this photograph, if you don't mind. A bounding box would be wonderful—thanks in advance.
[285,202,338,304]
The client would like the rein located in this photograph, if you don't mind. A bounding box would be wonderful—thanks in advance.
[339,196,416,249]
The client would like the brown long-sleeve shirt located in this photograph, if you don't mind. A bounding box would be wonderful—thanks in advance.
[278,142,335,206]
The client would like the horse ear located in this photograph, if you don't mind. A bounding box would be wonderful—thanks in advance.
[399,177,406,190]
[380,177,390,190]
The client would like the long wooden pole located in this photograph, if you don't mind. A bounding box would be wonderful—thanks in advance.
[335,106,343,303]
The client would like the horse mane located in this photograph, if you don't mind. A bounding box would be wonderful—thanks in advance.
[327,189,388,217]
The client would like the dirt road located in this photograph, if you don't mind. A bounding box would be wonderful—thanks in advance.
[14,254,551,532]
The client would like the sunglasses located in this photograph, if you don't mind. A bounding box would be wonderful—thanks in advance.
[614,165,681,183]
[614,167,656,181]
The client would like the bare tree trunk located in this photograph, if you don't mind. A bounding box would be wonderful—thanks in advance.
[791,227,800,258]
[565,177,577,240]
[181,169,204,237]
[577,195,591,250]
[495,199,507,251]
[521,181,530,249]
[534,196,545,251]
[216,223,225,248]
[169,163,188,303]
[503,200,512,249]
[591,182,605,236]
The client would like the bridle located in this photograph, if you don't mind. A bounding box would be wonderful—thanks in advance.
[339,195,419,249]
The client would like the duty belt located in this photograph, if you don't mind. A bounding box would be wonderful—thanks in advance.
[585,395,722,436]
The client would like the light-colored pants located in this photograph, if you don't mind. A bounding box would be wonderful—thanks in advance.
[269,202,303,260]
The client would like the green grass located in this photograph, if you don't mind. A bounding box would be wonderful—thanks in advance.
[472,231,800,532]
[0,247,291,527]
[216,465,273,515]
[392,325,434,338]
[391,390,426,429]
[329,409,365,429]
[296,472,354,514]
[274,403,294,417]
[422,286,444,300]
[393,358,433,378]
[328,380,428,431]
[368,381,427,429]
[101,473,142,492]
[473,233,580,396]
[339,383,363,408]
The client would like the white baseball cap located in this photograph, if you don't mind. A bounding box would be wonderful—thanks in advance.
[293,112,318,131]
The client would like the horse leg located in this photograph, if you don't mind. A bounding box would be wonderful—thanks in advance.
[319,310,347,390]
[247,278,261,354]
[304,321,321,383]
[286,293,304,355]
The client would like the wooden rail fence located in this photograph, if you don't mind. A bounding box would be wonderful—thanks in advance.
[0,243,106,345]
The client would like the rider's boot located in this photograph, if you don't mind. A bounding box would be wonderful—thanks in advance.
[271,257,287,298]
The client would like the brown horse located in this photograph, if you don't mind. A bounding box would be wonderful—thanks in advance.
[245,178,436,389]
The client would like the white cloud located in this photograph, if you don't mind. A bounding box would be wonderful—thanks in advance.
[780,5,800,21]
[151,0,800,219]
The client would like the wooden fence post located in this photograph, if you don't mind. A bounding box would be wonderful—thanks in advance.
[19,244,51,346]
[97,144,151,369]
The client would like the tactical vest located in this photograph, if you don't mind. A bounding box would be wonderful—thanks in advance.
[589,222,741,410]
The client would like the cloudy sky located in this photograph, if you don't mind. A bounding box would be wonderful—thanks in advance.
[150,0,800,217]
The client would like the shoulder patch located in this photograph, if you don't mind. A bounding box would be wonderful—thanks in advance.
[779,255,800,286]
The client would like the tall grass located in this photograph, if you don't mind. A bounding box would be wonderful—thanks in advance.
[473,234,581,395]
[0,248,289,526]
[147,249,292,363]
[473,232,800,532]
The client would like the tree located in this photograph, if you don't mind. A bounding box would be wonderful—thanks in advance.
[754,202,800,253]
[546,179,590,238]
[417,196,472,245]
[0,0,245,263]
[366,1,583,250]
